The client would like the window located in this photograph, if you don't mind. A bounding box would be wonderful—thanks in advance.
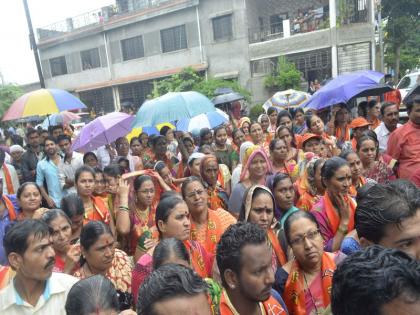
[212,15,233,41]
[49,56,67,76]
[121,35,145,61]
[161,25,187,53]
[81,48,101,70]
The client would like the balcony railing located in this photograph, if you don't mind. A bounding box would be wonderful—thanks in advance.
[337,0,369,25]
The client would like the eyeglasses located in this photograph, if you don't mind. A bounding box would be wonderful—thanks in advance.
[186,189,205,199]
[289,229,321,246]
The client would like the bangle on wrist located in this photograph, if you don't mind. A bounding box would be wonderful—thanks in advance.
[118,206,129,212]
[337,225,348,235]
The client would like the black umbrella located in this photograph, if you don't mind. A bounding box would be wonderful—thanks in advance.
[214,87,234,96]
[351,84,394,99]
[212,92,244,106]
[403,84,420,105]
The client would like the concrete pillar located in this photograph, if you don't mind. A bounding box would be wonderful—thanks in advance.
[113,86,120,111]
[330,0,338,77]
[329,0,336,28]
[332,45,338,77]
[283,20,291,38]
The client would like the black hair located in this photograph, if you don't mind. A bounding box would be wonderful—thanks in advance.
[0,149,5,164]
[83,152,98,164]
[276,110,293,128]
[407,95,420,114]
[267,107,277,116]
[199,128,212,139]
[232,128,244,141]
[380,101,398,116]
[321,156,348,184]
[238,187,274,222]
[355,183,418,243]
[331,245,420,315]
[339,149,357,161]
[305,114,322,131]
[155,195,185,236]
[16,182,41,200]
[4,219,50,257]
[160,126,171,136]
[292,107,304,118]
[276,125,297,148]
[130,136,140,146]
[65,275,119,315]
[358,101,368,117]
[103,164,124,178]
[367,99,377,110]
[49,125,63,134]
[133,175,154,192]
[115,136,128,145]
[26,128,39,138]
[44,135,57,145]
[356,134,378,152]
[60,193,85,218]
[41,209,71,229]
[74,165,95,183]
[151,135,166,147]
[56,134,71,143]
[79,221,112,266]
[284,210,320,245]
[213,125,226,137]
[271,172,292,191]
[154,161,167,173]
[137,264,208,315]
[152,238,190,270]
[216,222,267,287]
[11,134,24,146]
[269,138,287,152]
[181,176,204,199]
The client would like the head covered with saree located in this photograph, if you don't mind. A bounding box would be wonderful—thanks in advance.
[200,154,229,210]
[240,146,273,182]
[239,141,254,165]
[239,185,275,222]
[238,117,251,129]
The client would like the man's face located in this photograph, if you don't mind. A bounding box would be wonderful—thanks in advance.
[152,293,211,315]
[28,132,40,147]
[379,210,420,260]
[237,243,274,303]
[409,103,420,125]
[52,128,63,139]
[44,140,57,156]
[116,138,129,156]
[10,234,55,281]
[58,139,71,155]
[382,105,399,129]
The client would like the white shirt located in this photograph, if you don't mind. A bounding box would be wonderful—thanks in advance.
[0,272,78,315]
[0,164,20,195]
[374,122,402,153]
[59,151,84,196]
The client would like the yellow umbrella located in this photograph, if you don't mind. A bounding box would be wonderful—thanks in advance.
[126,122,175,142]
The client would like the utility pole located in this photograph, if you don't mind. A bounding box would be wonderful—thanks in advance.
[22,0,45,88]
[378,0,384,73]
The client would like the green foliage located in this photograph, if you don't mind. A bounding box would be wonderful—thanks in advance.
[151,67,251,102]
[0,84,23,118]
[249,104,264,121]
[264,56,302,91]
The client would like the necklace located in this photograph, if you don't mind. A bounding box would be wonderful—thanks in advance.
[134,205,150,223]
[303,272,321,315]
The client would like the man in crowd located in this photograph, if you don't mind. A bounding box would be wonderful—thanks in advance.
[331,245,420,315]
[20,128,42,183]
[387,95,420,179]
[0,150,19,195]
[355,180,420,260]
[36,137,63,208]
[137,263,211,315]
[49,125,64,140]
[374,102,401,152]
[216,222,286,315]
[114,137,142,172]
[57,135,83,196]
[0,220,78,314]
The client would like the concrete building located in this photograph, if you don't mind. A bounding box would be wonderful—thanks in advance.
[37,0,377,112]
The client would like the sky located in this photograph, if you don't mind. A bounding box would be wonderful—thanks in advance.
[0,0,112,85]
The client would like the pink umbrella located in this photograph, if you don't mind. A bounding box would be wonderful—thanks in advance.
[41,111,81,128]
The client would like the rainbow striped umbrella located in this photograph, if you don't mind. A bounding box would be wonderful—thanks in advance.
[2,88,87,121]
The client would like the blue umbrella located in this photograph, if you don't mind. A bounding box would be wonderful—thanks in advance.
[176,109,229,132]
[301,70,385,110]
[133,92,216,128]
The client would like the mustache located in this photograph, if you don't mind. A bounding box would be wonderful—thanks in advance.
[44,258,55,270]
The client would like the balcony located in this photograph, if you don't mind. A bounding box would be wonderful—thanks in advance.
[337,0,369,26]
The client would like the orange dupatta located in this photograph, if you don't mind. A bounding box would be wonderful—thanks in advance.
[190,209,224,255]
[335,125,351,142]
[349,176,367,198]
[267,229,287,266]
[284,252,336,315]
[84,196,111,224]
[323,192,356,234]
[2,164,14,194]
[184,240,212,278]
[2,195,17,221]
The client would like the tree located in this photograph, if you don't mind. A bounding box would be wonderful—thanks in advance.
[0,84,23,118]
[382,0,420,79]
[264,56,302,91]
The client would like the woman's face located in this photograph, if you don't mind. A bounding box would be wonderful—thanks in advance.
[269,111,278,126]
[165,129,175,141]
[310,116,324,135]
[136,180,155,208]
[303,139,321,155]
[248,154,268,179]
[241,122,250,135]
[294,111,305,125]
[369,103,381,118]
[260,117,270,132]
[202,160,219,187]
[70,214,84,234]
[49,216,72,254]
[130,139,142,156]
[140,134,149,147]
[215,128,228,146]
[159,166,173,187]
[277,129,293,147]
[358,140,377,165]
[273,178,295,210]
[314,162,325,194]
[18,184,42,212]
[324,165,352,195]
[84,155,98,168]
[82,233,115,273]
[184,140,195,155]
[184,181,208,215]
[278,116,293,130]
[248,192,274,231]
[160,202,191,241]
[250,123,263,144]
[346,153,363,181]
[94,173,106,195]
[154,138,168,156]
[335,107,349,123]
[76,171,95,197]
[271,140,288,162]
[190,159,202,177]
[104,174,119,195]
[288,217,323,269]
[233,130,245,147]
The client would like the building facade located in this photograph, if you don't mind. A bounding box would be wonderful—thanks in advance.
[37,0,376,111]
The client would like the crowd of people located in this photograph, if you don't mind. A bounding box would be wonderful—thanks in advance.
[0,95,419,315]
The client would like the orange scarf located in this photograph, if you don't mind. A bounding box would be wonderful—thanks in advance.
[335,125,351,142]
[284,252,336,315]
[267,229,287,266]
[349,176,367,198]
[2,163,14,194]
[220,290,286,315]
[84,196,110,224]
[184,240,211,278]
[190,210,224,255]
[323,192,356,234]
[2,195,17,221]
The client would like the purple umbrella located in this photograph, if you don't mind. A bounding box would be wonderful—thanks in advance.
[72,112,134,152]
[301,70,385,111]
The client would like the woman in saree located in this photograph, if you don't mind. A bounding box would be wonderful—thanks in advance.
[182,176,236,255]
[267,106,278,134]
[258,113,273,145]
[292,108,307,135]
[213,125,235,172]
[131,195,213,303]
[276,126,301,162]
[277,110,303,147]
[339,150,371,198]
[326,104,351,146]
[238,117,252,141]
[306,114,340,157]
[275,210,344,315]
[230,128,246,170]
[200,155,229,211]
[249,121,270,154]
[296,158,325,212]
[310,157,356,252]
[230,141,254,190]
[270,138,299,182]
[238,185,287,268]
